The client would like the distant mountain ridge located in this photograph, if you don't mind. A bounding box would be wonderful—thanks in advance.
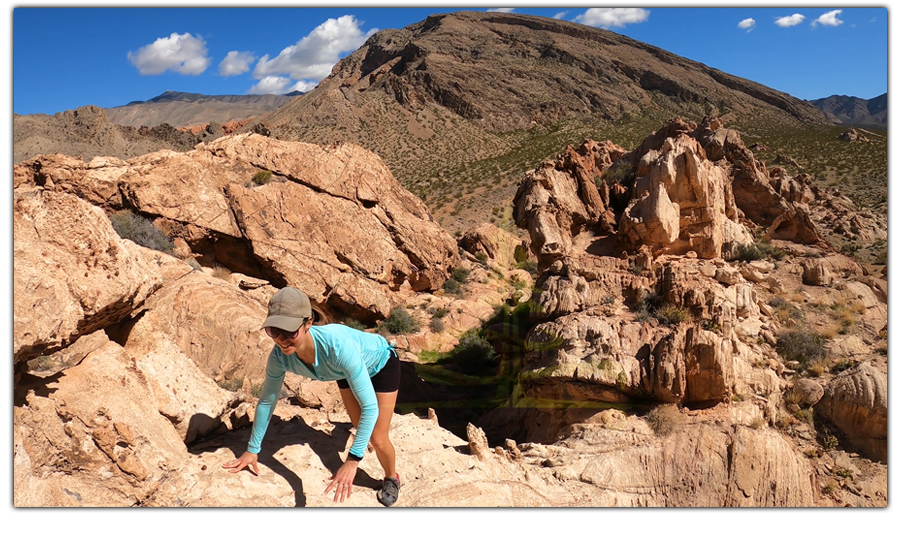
[808,93,887,129]
[106,90,301,128]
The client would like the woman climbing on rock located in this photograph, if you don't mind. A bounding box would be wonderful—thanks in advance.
[223,286,401,506]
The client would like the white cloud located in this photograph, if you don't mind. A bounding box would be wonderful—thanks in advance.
[127,32,211,75]
[774,14,805,28]
[813,10,843,27]
[219,51,256,77]
[554,11,569,20]
[738,18,756,32]
[288,80,318,93]
[487,8,515,13]
[253,15,377,82]
[574,8,650,28]
[248,75,293,95]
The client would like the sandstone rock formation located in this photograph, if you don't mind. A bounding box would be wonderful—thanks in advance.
[15,133,461,322]
[14,120,886,509]
[503,116,887,482]
[838,127,870,143]
[14,188,161,364]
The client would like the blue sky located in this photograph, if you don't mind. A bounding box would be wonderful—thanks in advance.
[10,4,889,116]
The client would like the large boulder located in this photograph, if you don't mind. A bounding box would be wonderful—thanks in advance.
[621,134,753,258]
[13,336,247,506]
[816,362,887,462]
[14,134,461,321]
[13,187,161,364]
[122,271,276,385]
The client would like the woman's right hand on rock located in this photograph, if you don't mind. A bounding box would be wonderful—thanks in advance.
[222,451,259,475]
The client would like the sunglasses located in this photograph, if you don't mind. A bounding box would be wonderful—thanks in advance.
[264,326,302,340]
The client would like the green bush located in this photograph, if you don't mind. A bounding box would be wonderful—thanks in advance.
[109,210,173,254]
[450,332,498,375]
[430,307,450,319]
[655,304,692,326]
[451,267,470,283]
[776,330,827,370]
[734,243,766,261]
[252,170,272,185]
[443,277,463,297]
[380,306,420,334]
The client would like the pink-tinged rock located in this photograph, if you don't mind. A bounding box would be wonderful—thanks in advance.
[816,362,887,462]
[13,188,161,364]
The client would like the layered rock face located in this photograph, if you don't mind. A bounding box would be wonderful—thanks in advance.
[505,117,887,485]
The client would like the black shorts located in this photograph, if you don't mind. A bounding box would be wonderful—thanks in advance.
[336,350,400,393]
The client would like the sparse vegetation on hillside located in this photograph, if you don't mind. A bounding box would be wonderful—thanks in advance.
[776,330,828,375]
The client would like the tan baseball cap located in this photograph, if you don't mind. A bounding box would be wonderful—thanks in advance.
[262,287,312,332]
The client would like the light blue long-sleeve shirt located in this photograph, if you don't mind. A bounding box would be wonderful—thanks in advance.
[247,324,392,459]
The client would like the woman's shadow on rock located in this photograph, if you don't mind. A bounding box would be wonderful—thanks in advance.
[189,413,381,507]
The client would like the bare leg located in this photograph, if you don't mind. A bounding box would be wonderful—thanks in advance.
[338,388,398,480]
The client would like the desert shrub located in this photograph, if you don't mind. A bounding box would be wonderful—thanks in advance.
[734,243,767,261]
[821,432,839,450]
[756,239,786,261]
[380,306,420,335]
[654,304,692,326]
[449,332,498,375]
[343,318,367,331]
[776,330,827,371]
[217,378,243,392]
[212,265,232,280]
[516,259,538,275]
[430,317,445,333]
[109,210,173,254]
[252,170,272,185]
[646,404,683,436]
[430,307,449,319]
[474,251,489,266]
[451,267,470,283]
